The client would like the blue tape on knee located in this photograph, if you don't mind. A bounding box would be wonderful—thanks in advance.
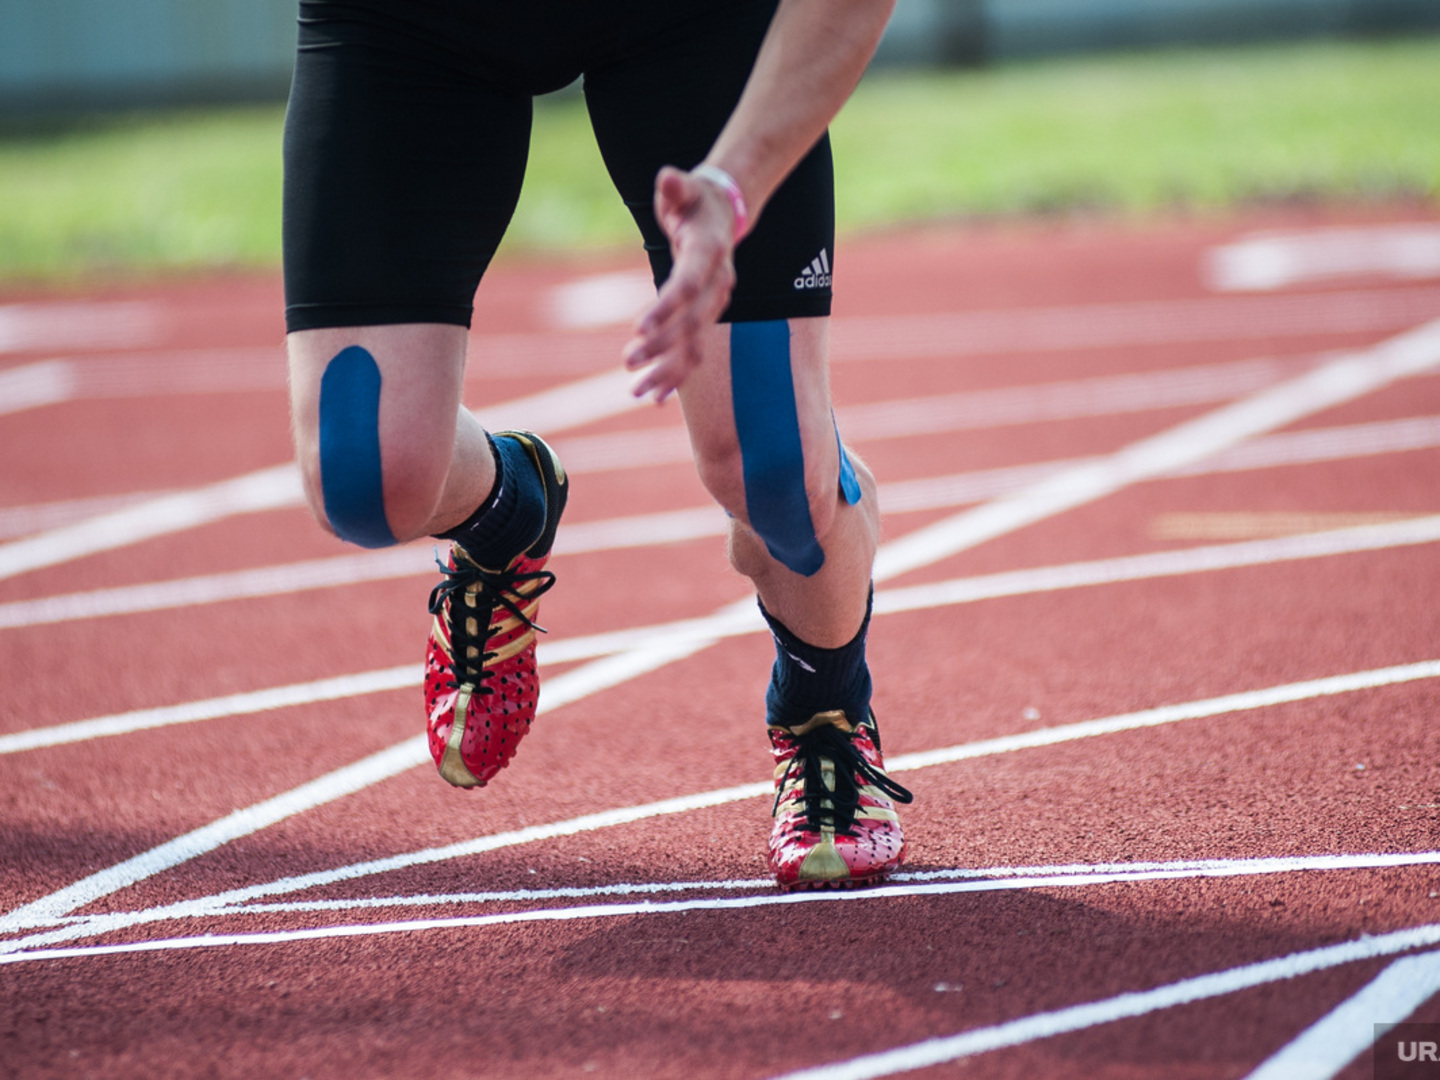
[730,320,824,577]
[318,345,396,549]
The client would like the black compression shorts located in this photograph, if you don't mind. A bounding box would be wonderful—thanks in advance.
[282,0,835,333]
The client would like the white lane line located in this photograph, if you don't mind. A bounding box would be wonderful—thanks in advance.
[556,356,1309,473]
[0,737,429,938]
[0,355,1291,542]
[229,876,776,914]
[1171,414,1440,475]
[768,926,1440,1080]
[18,852,1438,929]
[882,660,1440,772]
[471,366,646,436]
[0,367,645,582]
[5,887,1440,994]
[0,349,1417,586]
[545,269,655,329]
[7,519,1439,757]
[4,659,1435,949]
[0,549,432,632]
[195,851,1440,919]
[10,859,1440,967]
[874,316,1440,580]
[1244,950,1440,1080]
[0,777,773,943]
[1207,224,1440,292]
[547,516,1440,665]
[0,507,733,632]
[870,515,1440,628]
[838,356,1296,442]
[828,287,1440,363]
[11,386,1432,552]
[0,626,733,936]
[889,412,1440,512]
[0,300,158,356]
[0,465,302,582]
[8,347,284,400]
[15,347,1282,573]
[8,319,1437,945]
[8,412,1439,633]
[0,343,626,414]
[0,359,77,415]
[0,489,182,541]
[5,288,1433,415]
[0,341,576,413]
[0,665,421,755]
[897,851,1440,882]
[545,356,1440,475]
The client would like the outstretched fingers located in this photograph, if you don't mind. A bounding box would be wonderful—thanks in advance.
[623,167,738,403]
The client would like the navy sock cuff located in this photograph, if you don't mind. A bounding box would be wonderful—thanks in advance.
[761,589,874,728]
[436,433,545,567]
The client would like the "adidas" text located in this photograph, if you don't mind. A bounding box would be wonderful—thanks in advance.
[794,249,831,290]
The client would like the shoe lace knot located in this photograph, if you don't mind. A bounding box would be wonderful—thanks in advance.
[774,723,914,837]
[427,551,556,693]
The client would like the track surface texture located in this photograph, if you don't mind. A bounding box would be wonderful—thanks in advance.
[3,207,1440,1079]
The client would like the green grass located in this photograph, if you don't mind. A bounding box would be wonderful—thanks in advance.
[830,35,1440,227]
[0,108,286,282]
[0,34,1437,284]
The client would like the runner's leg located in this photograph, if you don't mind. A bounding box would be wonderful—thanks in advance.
[283,0,567,787]
[586,0,910,886]
[676,318,876,649]
[678,317,910,889]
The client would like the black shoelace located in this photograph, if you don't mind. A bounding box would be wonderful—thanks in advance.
[774,722,915,837]
[427,554,556,695]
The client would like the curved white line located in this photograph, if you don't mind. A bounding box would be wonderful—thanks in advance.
[5,885,1440,997]
[185,851,1440,919]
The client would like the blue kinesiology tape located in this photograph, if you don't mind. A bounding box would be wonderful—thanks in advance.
[836,413,862,507]
[730,320,826,576]
[318,345,396,548]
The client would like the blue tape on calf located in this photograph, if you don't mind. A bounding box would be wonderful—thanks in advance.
[318,345,396,548]
[730,320,824,577]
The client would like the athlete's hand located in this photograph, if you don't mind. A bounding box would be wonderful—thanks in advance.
[622,166,738,403]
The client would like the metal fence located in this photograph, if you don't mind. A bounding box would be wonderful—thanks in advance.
[0,0,295,114]
[2,0,1437,114]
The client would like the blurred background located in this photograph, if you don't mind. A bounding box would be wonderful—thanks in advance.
[4,0,1438,109]
[0,0,1437,283]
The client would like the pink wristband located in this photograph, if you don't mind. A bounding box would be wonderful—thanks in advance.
[692,164,749,242]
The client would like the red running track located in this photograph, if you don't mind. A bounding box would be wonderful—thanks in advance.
[2,206,1440,1079]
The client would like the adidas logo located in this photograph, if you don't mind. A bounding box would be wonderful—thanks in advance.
[793,249,831,290]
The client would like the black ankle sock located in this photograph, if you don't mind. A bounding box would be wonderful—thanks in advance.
[760,589,874,729]
[436,433,546,568]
